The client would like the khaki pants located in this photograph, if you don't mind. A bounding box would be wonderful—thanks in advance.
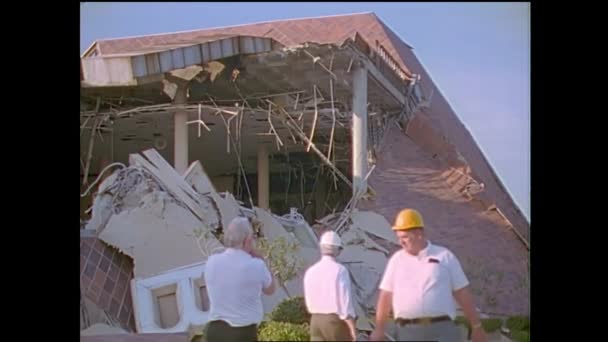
[395,320,460,342]
[310,313,352,341]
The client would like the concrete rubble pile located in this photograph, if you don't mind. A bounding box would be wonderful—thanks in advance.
[82,148,404,335]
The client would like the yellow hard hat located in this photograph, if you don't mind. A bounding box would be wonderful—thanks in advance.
[392,209,424,231]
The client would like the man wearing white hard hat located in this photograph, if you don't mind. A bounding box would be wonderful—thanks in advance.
[303,230,357,341]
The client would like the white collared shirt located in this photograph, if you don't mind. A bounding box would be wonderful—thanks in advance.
[379,241,469,320]
[204,248,272,327]
[303,255,356,320]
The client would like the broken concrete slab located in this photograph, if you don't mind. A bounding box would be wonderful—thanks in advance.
[339,244,388,321]
[204,61,225,82]
[85,193,114,232]
[354,301,374,331]
[129,150,217,227]
[184,161,217,195]
[341,226,389,254]
[81,323,128,336]
[169,65,204,82]
[214,192,242,231]
[85,170,120,232]
[350,210,397,244]
[279,210,319,249]
[132,262,209,333]
[183,160,242,231]
[256,207,295,241]
[99,197,219,278]
[162,79,178,100]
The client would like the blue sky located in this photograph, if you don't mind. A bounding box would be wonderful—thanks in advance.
[80,2,530,220]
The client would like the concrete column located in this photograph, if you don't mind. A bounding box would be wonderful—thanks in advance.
[352,64,368,197]
[173,85,188,175]
[257,144,270,209]
[314,172,327,219]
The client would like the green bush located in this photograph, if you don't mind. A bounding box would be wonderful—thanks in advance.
[257,321,310,341]
[511,329,530,342]
[455,316,503,340]
[454,316,470,329]
[481,318,502,333]
[506,315,530,331]
[269,296,310,325]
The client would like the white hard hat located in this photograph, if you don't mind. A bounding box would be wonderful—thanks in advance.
[320,231,342,247]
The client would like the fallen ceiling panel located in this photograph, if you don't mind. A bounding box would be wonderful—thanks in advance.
[350,210,397,244]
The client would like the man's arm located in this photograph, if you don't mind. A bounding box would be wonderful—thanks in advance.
[370,290,392,341]
[371,253,396,341]
[250,247,276,295]
[261,257,276,295]
[453,286,487,342]
[344,318,357,341]
[453,286,480,326]
[338,268,357,341]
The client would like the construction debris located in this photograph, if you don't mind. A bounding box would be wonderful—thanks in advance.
[81,323,129,336]
[83,147,406,335]
[350,210,397,244]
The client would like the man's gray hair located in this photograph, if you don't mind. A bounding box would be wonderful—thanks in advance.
[320,244,341,256]
[224,217,253,248]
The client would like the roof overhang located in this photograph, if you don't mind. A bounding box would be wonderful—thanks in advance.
[80,35,279,88]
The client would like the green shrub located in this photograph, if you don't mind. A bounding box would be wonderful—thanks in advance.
[454,316,470,329]
[511,329,530,342]
[257,321,310,341]
[480,318,502,333]
[269,296,310,325]
[506,315,530,331]
[455,316,503,340]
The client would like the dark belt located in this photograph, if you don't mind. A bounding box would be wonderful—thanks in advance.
[395,315,451,326]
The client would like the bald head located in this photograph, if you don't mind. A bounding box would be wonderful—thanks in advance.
[224,217,253,249]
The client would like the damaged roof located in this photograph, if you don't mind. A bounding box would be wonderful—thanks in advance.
[82,11,528,237]
[86,12,412,74]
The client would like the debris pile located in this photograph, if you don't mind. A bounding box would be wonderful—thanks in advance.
[81,148,404,336]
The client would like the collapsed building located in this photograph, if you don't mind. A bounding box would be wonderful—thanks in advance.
[79,12,530,340]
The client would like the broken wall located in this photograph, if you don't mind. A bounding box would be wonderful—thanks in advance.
[81,230,136,331]
[358,124,529,315]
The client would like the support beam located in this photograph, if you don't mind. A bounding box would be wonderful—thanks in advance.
[173,85,188,175]
[352,64,368,197]
[347,46,408,108]
[257,144,270,210]
[274,106,353,189]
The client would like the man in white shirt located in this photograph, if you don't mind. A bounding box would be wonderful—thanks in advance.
[370,209,487,342]
[204,217,276,342]
[303,230,357,341]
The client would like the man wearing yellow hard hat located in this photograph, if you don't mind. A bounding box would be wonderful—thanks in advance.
[370,209,487,342]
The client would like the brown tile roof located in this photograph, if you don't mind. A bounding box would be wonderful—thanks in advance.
[95,13,412,74]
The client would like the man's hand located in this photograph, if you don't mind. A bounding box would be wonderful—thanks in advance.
[344,319,357,341]
[249,247,264,259]
[370,328,385,341]
[471,325,487,342]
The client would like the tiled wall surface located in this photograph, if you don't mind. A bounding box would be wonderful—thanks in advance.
[81,230,136,331]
